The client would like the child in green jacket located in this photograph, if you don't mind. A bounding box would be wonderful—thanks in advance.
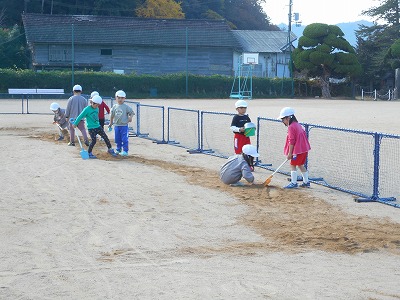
[73,95,117,159]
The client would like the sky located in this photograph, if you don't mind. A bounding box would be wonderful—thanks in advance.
[263,0,378,26]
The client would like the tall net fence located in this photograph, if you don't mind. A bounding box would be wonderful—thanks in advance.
[257,118,287,170]
[377,134,400,199]
[124,100,139,136]
[136,104,165,142]
[201,111,236,157]
[307,125,375,197]
[167,107,200,151]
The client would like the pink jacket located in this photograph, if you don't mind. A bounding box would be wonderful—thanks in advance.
[284,121,311,155]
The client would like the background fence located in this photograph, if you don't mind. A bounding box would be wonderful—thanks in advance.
[2,96,399,208]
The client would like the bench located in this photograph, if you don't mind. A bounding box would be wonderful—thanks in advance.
[8,88,65,94]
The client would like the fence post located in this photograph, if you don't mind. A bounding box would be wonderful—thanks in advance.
[136,104,141,136]
[200,111,204,151]
[304,123,310,170]
[256,117,260,165]
[372,132,381,199]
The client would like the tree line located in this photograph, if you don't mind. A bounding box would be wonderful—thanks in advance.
[0,0,399,98]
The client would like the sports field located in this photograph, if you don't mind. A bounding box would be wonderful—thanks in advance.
[1,98,399,299]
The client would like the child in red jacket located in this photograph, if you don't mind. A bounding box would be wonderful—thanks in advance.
[279,107,311,189]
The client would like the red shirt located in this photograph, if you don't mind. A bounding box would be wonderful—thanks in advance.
[98,101,110,119]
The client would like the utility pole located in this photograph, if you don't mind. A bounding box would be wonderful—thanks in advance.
[71,23,74,89]
[288,0,294,98]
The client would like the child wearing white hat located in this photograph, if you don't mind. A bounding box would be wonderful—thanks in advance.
[72,95,117,159]
[279,107,311,189]
[50,102,69,141]
[65,84,89,146]
[220,144,259,186]
[108,90,134,156]
[230,99,252,155]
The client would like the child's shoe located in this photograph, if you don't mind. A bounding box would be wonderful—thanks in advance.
[230,181,245,187]
[119,151,128,157]
[88,152,97,159]
[284,182,298,189]
[108,149,118,157]
[300,182,311,188]
[56,135,64,141]
[84,140,90,147]
[115,149,121,155]
[68,142,75,146]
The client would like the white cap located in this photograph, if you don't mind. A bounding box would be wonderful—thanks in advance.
[279,107,295,119]
[73,84,82,91]
[50,102,60,111]
[90,91,99,98]
[235,100,248,108]
[242,144,259,157]
[115,90,126,98]
[91,95,103,104]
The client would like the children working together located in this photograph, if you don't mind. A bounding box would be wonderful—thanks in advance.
[51,87,311,188]
[221,100,311,189]
[51,85,133,159]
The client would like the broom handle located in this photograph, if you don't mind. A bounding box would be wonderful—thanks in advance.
[270,159,289,176]
[75,128,84,149]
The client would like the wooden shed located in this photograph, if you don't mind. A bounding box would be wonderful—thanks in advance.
[22,13,242,76]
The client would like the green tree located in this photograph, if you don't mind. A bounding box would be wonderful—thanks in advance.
[292,23,361,98]
[356,0,400,89]
[0,24,29,68]
[386,39,400,68]
[135,0,185,18]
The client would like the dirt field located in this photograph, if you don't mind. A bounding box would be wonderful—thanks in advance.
[1,98,400,299]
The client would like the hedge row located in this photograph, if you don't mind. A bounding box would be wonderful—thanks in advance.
[0,69,352,98]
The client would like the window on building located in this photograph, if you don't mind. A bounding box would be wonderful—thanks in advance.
[101,49,112,56]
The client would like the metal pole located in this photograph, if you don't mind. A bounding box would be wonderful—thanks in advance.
[288,0,294,98]
[186,27,188,97]
[71,23,74,89]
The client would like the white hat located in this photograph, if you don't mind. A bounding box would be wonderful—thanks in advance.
[279,107,295,119]
[235,100,248,108]
[242,144,259,157]
[73,84,82,91]
[91,95,103,104]
[90,91,99,98]
[50,102,60,111]
[115,90,126,98]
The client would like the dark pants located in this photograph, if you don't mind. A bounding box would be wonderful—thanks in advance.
[99,118,105,129]
[88,127,112,153]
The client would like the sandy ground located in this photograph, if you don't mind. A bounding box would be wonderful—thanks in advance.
[1,98,400,300]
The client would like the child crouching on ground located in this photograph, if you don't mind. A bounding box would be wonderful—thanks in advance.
[220,144,259,186]
[50,102,69,141]
[72,95,117,159]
